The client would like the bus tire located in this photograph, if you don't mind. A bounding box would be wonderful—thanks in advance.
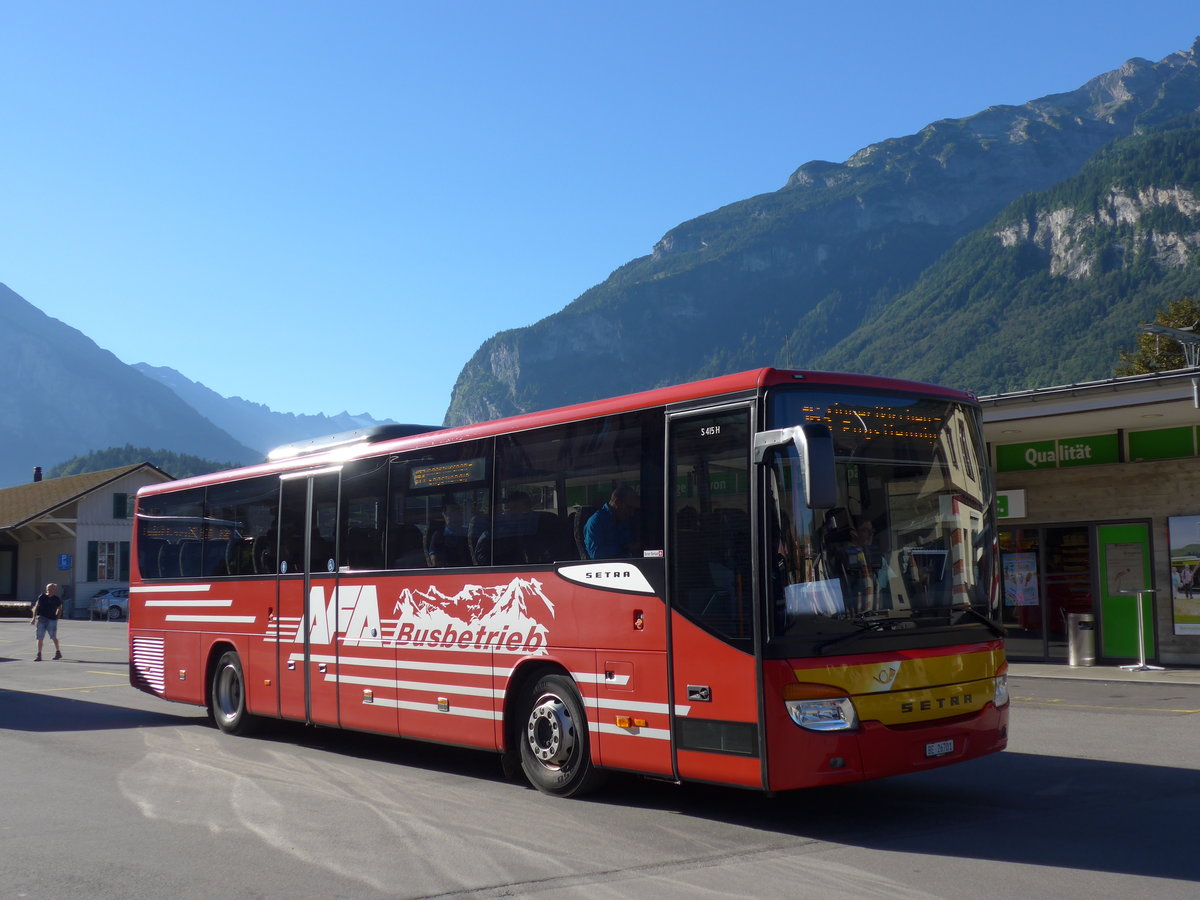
[519,673,603,797]
[210,650,258,736]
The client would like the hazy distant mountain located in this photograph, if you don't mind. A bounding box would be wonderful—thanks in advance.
[445,37,1200,424]
[0,284,258,488]
[134,363,396,456]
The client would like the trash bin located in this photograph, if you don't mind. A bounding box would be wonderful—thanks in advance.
[1067,612,1096,667]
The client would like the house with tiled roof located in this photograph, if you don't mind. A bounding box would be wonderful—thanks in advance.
[0,463,173,617]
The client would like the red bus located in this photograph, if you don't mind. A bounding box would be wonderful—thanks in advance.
[129,368,1008,797]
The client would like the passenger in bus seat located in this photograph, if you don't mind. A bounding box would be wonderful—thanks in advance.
[583,486,640,559]
[427,503,470,567]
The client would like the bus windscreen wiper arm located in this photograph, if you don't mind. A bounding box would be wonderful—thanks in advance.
[953,605,1006,639]
[814,619,882,655]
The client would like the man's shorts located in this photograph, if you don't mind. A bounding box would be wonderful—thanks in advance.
[35,617,58,640]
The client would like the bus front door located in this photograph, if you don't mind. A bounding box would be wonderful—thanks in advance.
[667,406,765,789]
[277,470,342,727]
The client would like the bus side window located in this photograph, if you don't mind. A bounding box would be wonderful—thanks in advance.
[389,441,492,570]
[338,459,389,571]
[205,476,279,578]
[136,487,203,581]
[497,411,663,565]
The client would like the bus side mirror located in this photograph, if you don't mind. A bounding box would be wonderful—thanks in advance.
[753,423,837,509]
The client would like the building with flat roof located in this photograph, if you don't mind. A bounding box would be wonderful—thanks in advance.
[981,368,1200,666]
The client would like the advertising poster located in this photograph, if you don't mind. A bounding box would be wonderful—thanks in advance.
[1105,542,1147,595]
[1002,552,1039,607]
[1168,515,1200,635]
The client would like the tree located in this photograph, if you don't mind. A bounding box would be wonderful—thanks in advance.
[1115,297,1200,375]
[47,445,236,480]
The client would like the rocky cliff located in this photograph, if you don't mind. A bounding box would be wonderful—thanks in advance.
[814,116,1200,391]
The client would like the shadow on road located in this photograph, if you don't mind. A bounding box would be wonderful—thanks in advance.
[0,688,205,733]
[266,723,1200,884]
[4,678,1196,886]
[604,751,1200,885]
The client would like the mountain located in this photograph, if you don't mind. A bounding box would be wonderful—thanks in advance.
[444,38,1200,425]
[815,115,1200,389]
[0,284,259,488]
[134,363,396,456]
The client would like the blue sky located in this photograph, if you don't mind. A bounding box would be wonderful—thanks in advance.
[2,2,1197,426]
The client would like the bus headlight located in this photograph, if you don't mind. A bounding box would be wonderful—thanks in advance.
[783,683,858,732]
[994,663,1009,708]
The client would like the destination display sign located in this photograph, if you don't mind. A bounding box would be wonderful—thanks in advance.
[410,457,487,489]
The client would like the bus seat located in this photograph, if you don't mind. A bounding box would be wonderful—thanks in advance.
[391,524,426,569]
[202,539,230,577]
[346,527,382,569]
[138,538,165,579]
[178,540,203,578]
[157,541,180,579]
[573,506,597,559]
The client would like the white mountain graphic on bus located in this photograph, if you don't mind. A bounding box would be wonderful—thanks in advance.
[390,577,555,653]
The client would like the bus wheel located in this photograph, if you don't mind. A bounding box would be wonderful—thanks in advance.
[211,650,258,736]
[519,674,603,797]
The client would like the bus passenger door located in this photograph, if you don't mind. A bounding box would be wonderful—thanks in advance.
[667,406,764,789]
[277,469,342,727]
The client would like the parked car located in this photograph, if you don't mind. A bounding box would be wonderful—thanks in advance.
[91,587,129,621]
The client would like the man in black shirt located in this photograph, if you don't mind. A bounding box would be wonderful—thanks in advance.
[31,582,63,661]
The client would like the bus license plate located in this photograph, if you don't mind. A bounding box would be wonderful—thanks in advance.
[925,739,954,758]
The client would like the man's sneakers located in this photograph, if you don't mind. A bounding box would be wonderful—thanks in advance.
[53,651,62,660]
[34,654,41,661]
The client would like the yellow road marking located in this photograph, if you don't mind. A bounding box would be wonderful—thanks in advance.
[61,643,129,653]
[15,683,130,694]
[1015,696,1200,714]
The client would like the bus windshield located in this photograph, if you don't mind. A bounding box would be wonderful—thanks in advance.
[765,388,997,654]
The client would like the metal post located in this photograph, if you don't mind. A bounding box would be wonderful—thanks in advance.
[1118,589,1163,672]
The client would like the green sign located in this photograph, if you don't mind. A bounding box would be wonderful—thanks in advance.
[996,440,1056,472]
[1128,426,1195,462]
[995,490,1026,519]
[1057,434,1119,468]
[996,435,1119,472]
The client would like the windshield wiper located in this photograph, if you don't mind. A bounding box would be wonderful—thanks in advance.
[816,606,969,654]
[813,615,894,655]
[951,604,1007,639]
[917,604,1006,638]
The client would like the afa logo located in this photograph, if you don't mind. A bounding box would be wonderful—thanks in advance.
[297,579,555,653]
[303,584,383,646]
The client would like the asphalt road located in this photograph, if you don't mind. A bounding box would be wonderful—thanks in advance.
[2,619,1198,899]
